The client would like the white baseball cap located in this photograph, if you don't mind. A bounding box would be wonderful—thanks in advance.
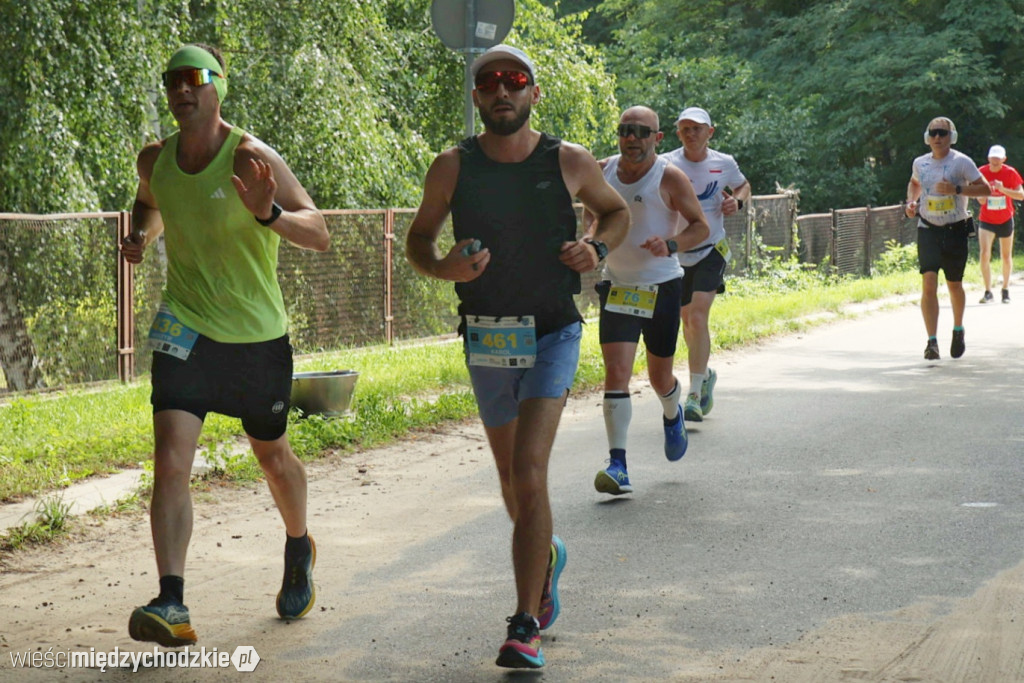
[988,144,1007,159]
[470,45,536,81]
[675,106,712,126]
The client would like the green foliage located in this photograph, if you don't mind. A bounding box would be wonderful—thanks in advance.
[576,0,1024,213]
[872,240,918,276]
[0,0,620,213]
[26,294,116,385]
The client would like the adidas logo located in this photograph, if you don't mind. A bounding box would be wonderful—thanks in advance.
[210,187,227,199]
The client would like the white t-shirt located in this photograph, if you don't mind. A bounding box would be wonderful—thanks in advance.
[601,155,684,286]
[663,147,747,267]
[911,149,982,226]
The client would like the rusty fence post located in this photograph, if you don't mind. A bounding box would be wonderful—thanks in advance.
[116,210,135,382]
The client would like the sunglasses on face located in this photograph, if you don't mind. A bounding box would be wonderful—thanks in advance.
[474,70,531,94]
[927,129,951,138]
[162,68,218,89]
[617,123,654,139]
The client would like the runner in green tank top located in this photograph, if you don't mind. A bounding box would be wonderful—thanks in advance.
[120,43,329,648]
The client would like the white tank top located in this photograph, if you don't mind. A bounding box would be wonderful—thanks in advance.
[602,155,684,285]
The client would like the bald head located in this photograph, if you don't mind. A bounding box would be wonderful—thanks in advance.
[620,106,659,130]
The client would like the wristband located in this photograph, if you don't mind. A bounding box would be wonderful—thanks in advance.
[736,198,745,210]
[256,201,283,226]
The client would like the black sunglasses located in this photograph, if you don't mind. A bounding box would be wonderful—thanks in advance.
[927,129,950,138]
[617,123,654,139]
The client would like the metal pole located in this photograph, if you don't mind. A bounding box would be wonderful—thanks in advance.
[463,0,476,137]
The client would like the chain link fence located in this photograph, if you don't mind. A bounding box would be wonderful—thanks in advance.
[0,196,915,395]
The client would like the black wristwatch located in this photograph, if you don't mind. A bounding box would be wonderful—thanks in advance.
[256,201,283,226]
[584,238,608,262]
[736,198,745,210]
[955,185,962,195]
[666,239,678,255]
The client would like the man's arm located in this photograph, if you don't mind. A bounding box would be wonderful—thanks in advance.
[121,143,165,265]
[988,177,1024,201]
[721,179,752,216]
[581,156,611,236]
[559,143,630,272]
[905,177,922,218]
[233,139,329,252]
[405,149,488,282]
[646,165,710,257]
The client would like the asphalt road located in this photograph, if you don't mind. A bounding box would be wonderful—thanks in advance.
[3,292,1024,682]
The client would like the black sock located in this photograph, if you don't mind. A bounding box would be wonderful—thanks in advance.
[158,575,184,605]
[610,448,626,468]
[285,530,311,558]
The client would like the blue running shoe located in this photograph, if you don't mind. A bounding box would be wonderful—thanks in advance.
[277,535,316,619]
[129,598,198,648]
[700,368,717,415]
[496,612,544,669]
[664,405,688,462]
[594,460,633,495]
[538,535,566,630]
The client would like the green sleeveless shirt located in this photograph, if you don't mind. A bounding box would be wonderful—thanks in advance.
[150,127,287,343]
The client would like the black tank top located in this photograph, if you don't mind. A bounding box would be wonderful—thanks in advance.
[451,133,581,337]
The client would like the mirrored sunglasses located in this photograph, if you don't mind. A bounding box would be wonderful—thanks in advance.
[474,70,531,94]
[617,123,654,139]
[927,129,950,138]
[162,68,218,89]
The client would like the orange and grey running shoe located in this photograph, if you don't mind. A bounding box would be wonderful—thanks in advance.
[129,598,198,647]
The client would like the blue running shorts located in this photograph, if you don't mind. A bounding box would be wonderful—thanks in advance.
[466,322,582,428]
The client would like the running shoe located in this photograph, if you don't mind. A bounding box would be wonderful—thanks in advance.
[129,598,198,648]
[951,329,965,359]
[496,612,544,669]
[700,368,718,415]
[594,460,633,495]
[1002,289,1010,304]
[684,392,703,422]
[538,535,566,630]
[277,535,316,619]
[664,405,688,462]
[980,290,994,304]
[924,339,940,361]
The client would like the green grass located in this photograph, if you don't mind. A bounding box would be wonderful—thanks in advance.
[1,494,73,551]
[0,255,990,505]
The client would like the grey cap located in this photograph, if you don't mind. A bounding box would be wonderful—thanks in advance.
[470,44,536,81]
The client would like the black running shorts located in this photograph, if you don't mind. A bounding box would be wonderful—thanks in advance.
[151,334,293,441]
[596,277,683,358]
[980,217,1014,239]
[917,224,969,281]
[681,248,727,307]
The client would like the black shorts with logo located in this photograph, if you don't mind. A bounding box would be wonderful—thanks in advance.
[917,223,969,281]
[151,334,293,441]
[596,277,683,359]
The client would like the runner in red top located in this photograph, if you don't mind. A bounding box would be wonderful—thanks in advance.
[976,145,1024,303]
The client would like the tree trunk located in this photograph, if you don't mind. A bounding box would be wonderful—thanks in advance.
[0,242,46,392]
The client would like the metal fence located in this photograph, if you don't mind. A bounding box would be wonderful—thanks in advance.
[796,204,915,276]
[0,197,913,395]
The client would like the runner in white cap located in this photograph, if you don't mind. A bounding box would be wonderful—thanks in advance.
[975,144,1023,304]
